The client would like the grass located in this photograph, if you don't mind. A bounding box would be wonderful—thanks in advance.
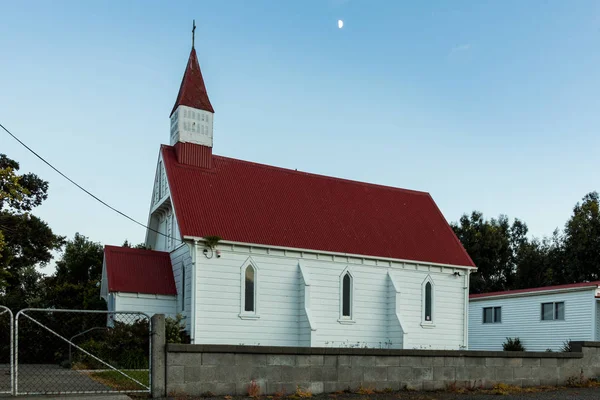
[87,369,149,391]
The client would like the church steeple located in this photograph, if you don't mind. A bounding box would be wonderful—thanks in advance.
[170,47,214,117]
[169,22,215,151]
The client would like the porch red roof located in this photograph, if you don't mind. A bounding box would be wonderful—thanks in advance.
[104,245,177,295]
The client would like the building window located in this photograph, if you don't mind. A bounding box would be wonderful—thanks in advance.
[342,273,352,317]
[338,269,354,322]
[483,306,502,323]
[166,213,173,249]
[239,258,259,319]
[425,282,432,321]
[244,266,255,312]
[154,171,160,204]
[160,163,167,198]
[421,276,435,326]
[542,302,565,321]
[157,161,163,200]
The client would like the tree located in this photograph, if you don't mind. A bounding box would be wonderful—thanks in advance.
[0,154,63,299]
[0,154,49,212]
[122,240,148,249]
[0,157,28,255]
[513,233,563,289]
[54,233,103,285]
[46,233,105,310]
[451,212,528,294]
[562,192,600,283]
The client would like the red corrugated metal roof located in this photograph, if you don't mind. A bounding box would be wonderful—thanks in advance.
[162,145,475,268]
[470,281,600,300]
[170,48,214,116]
[104,245,177,295]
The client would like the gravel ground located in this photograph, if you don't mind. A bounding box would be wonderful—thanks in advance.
[160,387,600,400]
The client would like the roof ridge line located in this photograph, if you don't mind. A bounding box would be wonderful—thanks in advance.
[162,145,429,196]
[211,154,431,196]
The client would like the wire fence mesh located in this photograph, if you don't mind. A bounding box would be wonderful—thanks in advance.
[15,309,150,395]
[0,306,13,395]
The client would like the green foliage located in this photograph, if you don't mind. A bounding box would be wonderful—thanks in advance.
[454,191,600,295]
[78,320,150,369]
[0,153,48,212]
[55,233,103,285]
[166,314,185,344]
[562,192,600,283]
[562,339,573,352]
[0,154,64,301]
[451,212,527,294]
[203,235,222,249]
[122,240,149,249]
[0,212,64,302]
[43,233,106,310]
[88,370,149,391]
[502,337,525,351]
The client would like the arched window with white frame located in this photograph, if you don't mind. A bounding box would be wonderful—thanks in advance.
[239,258,259,319]
[339,268,355,323]
[422,276,435,326]
[244,265,255,312]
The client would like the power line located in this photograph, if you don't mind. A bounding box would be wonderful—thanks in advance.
[1,122,180,244]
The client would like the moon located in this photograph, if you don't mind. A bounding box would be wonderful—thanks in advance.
[338,20,344,29]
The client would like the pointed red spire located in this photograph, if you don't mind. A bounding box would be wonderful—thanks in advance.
[170,48,214,116]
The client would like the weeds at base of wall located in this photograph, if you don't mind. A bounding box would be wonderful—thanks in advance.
[166,379,600,400]
[355,386,375,395]
[269,389,286,399]
[248,380,261,398]
[288,386,312,399]
[565,371,600,388]
[444,376,600,396]
[445,381,559,395]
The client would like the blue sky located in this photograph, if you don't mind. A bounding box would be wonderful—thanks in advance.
[1,1,599,267]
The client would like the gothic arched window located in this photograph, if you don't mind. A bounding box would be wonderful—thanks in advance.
[244,265,256,313]
[422,276,435,325]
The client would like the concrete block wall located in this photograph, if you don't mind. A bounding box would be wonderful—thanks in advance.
[161,343,600,397]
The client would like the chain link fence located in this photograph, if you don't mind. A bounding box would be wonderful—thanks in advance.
[15,309,150,395]
[0,306,13,395]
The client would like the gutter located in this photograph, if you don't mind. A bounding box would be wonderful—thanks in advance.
[470,286,598,302]
[182,236,476,271]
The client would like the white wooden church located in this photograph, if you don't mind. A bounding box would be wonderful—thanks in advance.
[101,39,477,350]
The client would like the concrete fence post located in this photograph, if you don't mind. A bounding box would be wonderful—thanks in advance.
[151,314,166,398]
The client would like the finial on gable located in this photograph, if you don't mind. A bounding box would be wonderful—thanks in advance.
[192,20,196,49]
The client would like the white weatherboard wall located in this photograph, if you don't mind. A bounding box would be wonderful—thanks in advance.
[469,288,597,352]
[170,243,193,332]
[596,301,600,341]
[192,242,469,349]
[113,292,177,318]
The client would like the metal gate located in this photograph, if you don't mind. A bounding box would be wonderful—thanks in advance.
[15,309,151,396]
[0,306,13,395]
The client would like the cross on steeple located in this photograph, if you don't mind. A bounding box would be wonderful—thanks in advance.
[192,20,196,48]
